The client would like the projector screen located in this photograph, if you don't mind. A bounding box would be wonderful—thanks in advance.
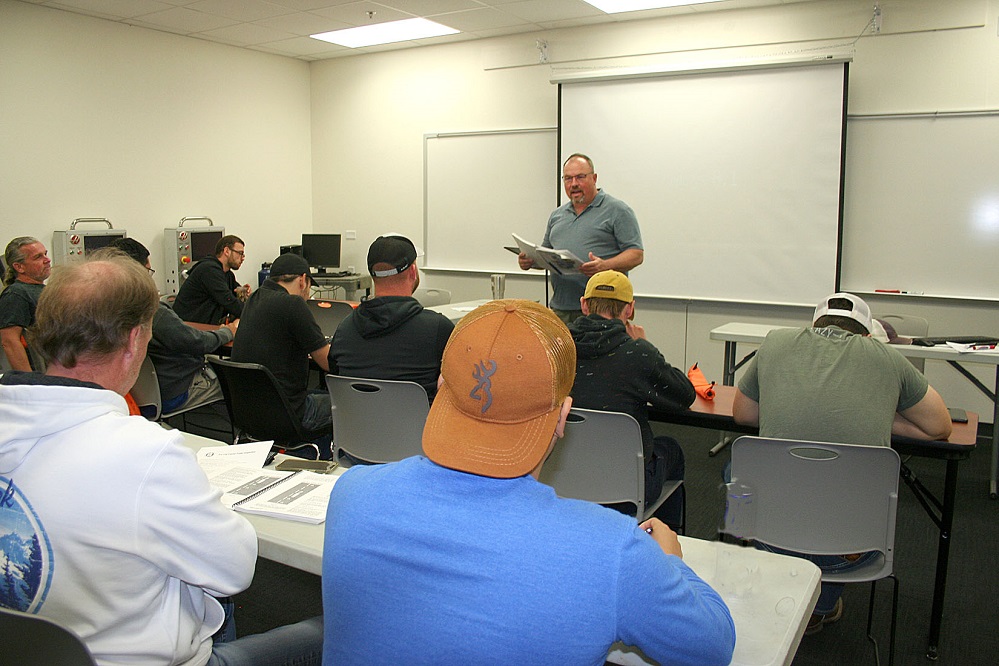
[558,62,848,305]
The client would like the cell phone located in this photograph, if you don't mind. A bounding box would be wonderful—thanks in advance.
[947,407,968,423]
[274,459,339,474]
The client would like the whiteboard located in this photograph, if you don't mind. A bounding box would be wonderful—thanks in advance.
[559,63,848,306]
[424,129,557,273]
[841,114,999,300]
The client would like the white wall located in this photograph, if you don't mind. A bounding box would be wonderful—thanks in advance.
[0,0,313,292]
[310,0,999,423]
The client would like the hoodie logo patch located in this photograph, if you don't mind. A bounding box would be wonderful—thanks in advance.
[0,477,54,613]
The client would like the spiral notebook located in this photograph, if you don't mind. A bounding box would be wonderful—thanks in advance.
[229,470,339,524]
[198,443,340,524]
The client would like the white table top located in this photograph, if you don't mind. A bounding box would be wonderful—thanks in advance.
[183,432,819,666]
[427,298,491,323]
[711,322,999,365]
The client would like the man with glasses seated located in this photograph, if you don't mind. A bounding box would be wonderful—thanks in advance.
[174,234,252,325]
[518,153,644,324]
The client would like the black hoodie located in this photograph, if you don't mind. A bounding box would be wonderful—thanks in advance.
[328,296,454,399]
[568,314,695,456]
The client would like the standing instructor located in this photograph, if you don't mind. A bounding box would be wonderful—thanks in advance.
[519,153,644,324]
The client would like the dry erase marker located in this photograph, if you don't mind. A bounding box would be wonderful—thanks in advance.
[971,344,997,351]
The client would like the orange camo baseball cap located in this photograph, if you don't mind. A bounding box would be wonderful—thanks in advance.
[422,299,576,478]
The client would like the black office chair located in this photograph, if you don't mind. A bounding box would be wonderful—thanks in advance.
[0,607,97,665]
[207,355,329,459]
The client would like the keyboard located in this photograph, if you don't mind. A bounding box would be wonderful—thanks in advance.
[912,336,999,347]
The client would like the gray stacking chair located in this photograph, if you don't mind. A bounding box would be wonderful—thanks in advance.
[326,375,430,465]
[129,355,222,425]
[412,287,452,307]
[729,436,901,666]
[538,408,684,528]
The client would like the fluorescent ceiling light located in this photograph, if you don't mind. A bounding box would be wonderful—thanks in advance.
[311,18,459,48]
[583,0,725,14]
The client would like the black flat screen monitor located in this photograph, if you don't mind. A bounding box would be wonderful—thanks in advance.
[82,232,127,255]
[301,234,341,272]
[191,230,223,261]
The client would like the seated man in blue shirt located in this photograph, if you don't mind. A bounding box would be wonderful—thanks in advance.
[322,299,734,665]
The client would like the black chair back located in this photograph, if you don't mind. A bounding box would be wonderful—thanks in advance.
[0,607,97,665]
[207,356,328,450]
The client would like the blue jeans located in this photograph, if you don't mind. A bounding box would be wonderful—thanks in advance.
[210,599,323,666]
[301,390,333,458]
[755,542,880,614]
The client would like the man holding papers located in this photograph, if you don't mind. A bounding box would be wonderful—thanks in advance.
[0,255,321,665]
[322,299,734,665]
[518,153,644,324]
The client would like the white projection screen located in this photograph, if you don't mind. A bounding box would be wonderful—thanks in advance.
[558,62,848,305]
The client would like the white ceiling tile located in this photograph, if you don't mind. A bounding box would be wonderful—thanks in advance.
[128,5,240,32]
[197,22,297,45]
[255,11,353,35]
[309,1,413,26]
[374,0,482,15]
[45,0,175,20]
[260,35,353,55]
[432,7,536,32]
[262,0,357,10]
[501,0,602,24]
[186,0,294,22]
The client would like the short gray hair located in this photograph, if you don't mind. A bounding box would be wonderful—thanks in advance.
[30,256,158,368]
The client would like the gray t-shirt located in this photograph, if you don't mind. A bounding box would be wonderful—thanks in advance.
[738,326,928,447]
[543,190,643,310]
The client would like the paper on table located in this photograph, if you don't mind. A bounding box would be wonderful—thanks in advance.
[197,440,273,472]
[945,342,999,354]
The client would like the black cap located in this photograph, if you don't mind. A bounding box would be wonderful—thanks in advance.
[367,235,419,278]
[269,253,315,279]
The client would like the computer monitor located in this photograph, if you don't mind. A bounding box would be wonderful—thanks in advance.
[190,229,223,261]
[301,234,342,273]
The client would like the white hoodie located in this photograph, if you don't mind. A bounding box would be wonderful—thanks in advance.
[0,375,257,666]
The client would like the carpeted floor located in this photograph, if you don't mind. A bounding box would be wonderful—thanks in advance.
[180,408,999,664]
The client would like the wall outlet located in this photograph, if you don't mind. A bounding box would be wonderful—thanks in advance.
[347,265,355,274]
[345,230,357,240]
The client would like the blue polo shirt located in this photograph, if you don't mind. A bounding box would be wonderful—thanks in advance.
[543,190,643,310]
